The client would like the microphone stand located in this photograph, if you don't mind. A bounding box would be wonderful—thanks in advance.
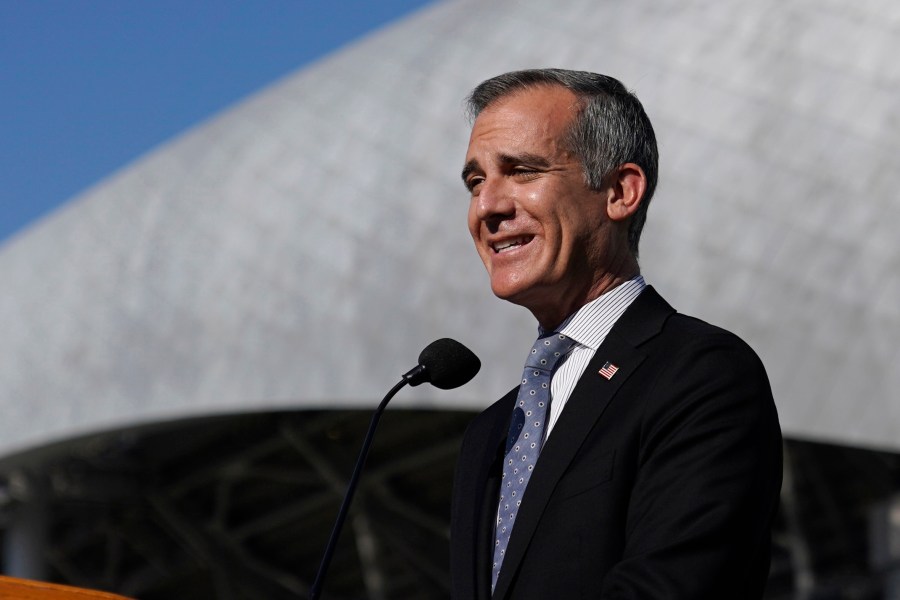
[308,377,411,600]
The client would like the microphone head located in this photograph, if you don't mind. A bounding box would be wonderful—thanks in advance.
[416,338,481,390]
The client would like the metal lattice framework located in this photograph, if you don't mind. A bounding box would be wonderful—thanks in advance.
[2,413,900,599]
[1,410,475,599]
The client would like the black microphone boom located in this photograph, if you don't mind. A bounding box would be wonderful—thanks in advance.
[309,338,480,600]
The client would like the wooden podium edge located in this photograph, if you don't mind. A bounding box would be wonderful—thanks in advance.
[0,575,135,599]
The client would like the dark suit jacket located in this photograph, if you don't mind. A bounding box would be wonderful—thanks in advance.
[450,287,782,599]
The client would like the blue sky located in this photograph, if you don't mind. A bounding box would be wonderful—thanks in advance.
[0,0,436,243]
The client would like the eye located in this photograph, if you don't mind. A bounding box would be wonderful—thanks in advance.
[512,166,540,179]
[465,176,484,193]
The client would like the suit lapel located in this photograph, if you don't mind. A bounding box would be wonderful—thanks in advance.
[492,286,674,599]
[460,388,516,599]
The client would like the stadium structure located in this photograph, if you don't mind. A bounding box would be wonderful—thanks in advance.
[2,0,899,598]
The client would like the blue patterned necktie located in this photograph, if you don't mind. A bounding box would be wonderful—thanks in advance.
[492,332,578,591]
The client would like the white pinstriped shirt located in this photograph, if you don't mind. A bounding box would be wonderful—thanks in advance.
[542,275,647,439]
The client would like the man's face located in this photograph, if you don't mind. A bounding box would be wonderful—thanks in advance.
[463,85,616,327]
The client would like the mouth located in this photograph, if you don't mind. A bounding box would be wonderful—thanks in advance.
[490,236,533,254]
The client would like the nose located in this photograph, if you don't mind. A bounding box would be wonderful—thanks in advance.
[472,177,515,228]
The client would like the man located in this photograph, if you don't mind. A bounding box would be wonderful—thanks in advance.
[450,69,782,599]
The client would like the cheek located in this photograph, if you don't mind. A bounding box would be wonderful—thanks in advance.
[467,204,487,247]
[557,199,603,240]
[466,201,478,236]
[466,206,491,264]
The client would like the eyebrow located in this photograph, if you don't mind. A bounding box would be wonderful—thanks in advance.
[461,159,480,184]
[499,152,552,169]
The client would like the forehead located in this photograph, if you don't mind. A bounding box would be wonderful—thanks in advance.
[467,85,581,156]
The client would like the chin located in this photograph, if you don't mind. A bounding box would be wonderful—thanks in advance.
[489,276,536,306]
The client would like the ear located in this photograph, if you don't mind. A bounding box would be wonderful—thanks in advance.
[606,163,647,223]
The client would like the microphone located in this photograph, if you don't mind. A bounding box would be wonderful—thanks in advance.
[309,339,480,600]
[402,337,482,389]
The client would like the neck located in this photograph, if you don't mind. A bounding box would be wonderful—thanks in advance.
[534,267,641,331]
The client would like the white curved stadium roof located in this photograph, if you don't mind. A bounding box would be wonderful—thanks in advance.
[1,0,899,458]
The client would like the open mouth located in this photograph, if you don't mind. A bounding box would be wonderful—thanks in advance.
[491,236,533,254]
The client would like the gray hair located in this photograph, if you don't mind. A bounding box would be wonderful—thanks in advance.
[466,69,658,256]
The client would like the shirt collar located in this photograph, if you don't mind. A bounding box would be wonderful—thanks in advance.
[540,275,647,350]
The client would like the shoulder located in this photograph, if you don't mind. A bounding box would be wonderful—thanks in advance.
[613,290,778,430]
[625,287,768,377]
[634,310,779,448]
[657,312,769,379]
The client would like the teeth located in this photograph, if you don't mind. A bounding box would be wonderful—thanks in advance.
[493,237,529,253]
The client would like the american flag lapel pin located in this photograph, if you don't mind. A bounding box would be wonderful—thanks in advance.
[598,361,619,380]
